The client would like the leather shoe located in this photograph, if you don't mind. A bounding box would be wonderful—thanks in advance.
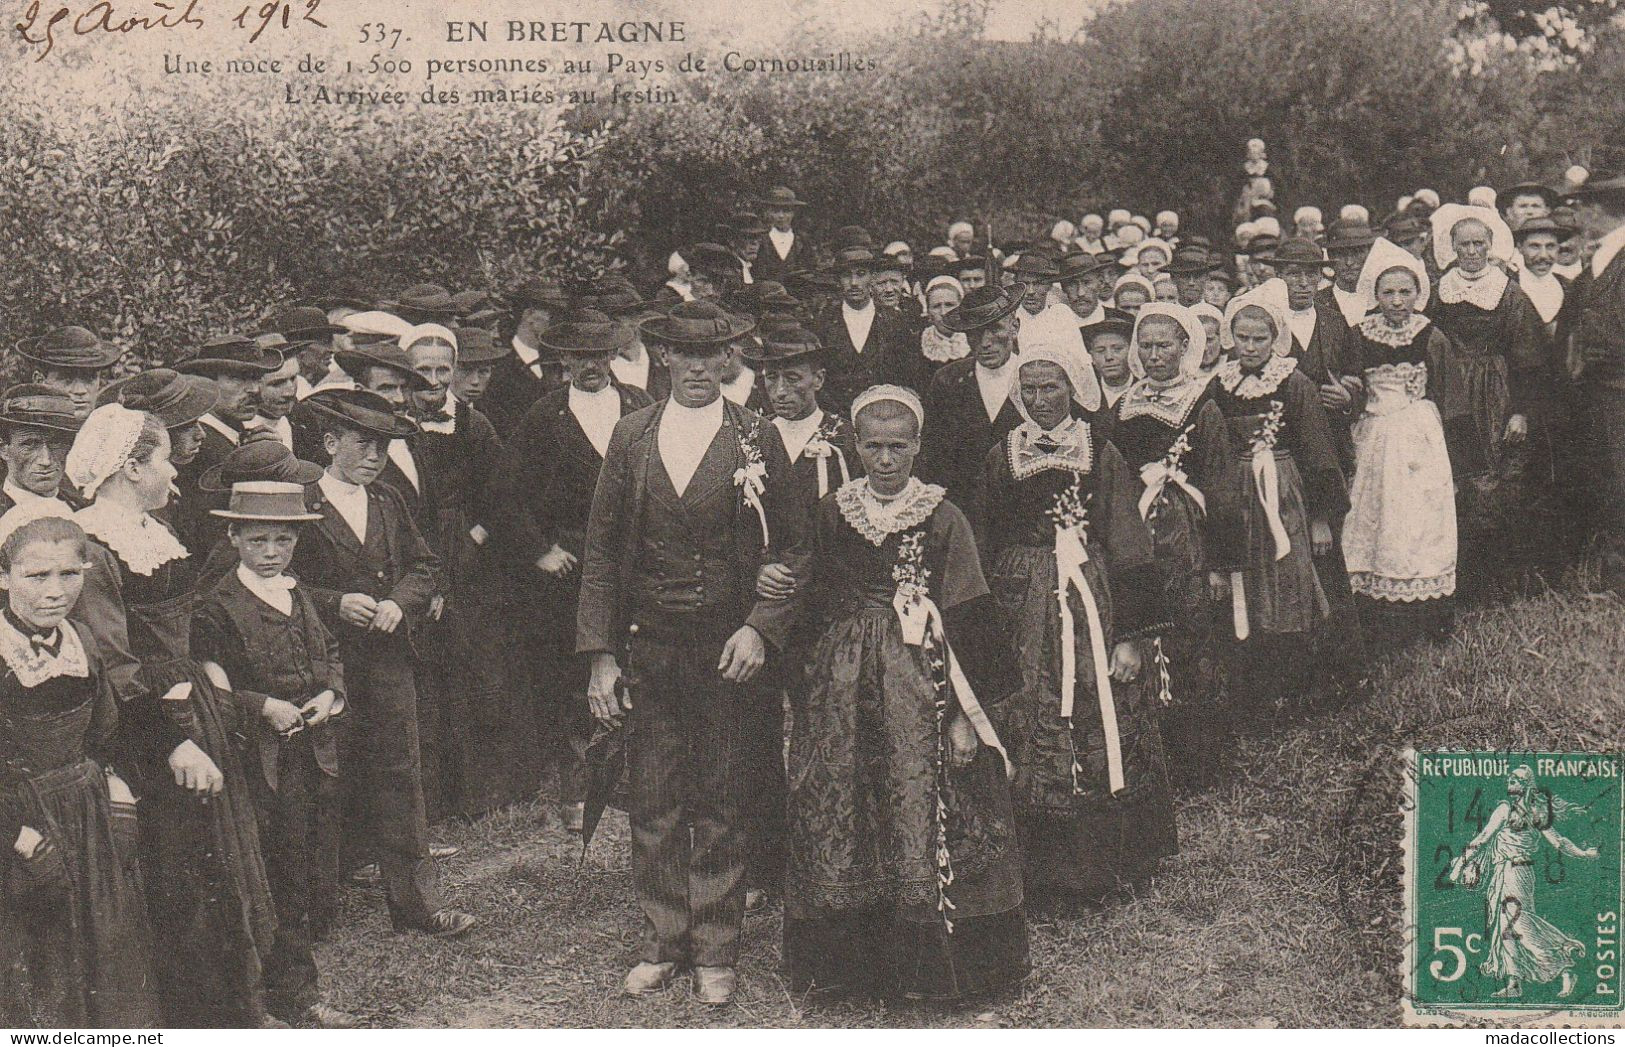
[429,844,461,860]
[413,908,478,938]
[303,1003,363,1029]
[622,961,679,996]
[693,965,736,1006]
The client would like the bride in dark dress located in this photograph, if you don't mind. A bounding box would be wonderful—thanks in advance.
[783,384,1028,1001]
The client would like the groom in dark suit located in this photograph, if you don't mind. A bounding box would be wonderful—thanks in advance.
[576,300,808,1005]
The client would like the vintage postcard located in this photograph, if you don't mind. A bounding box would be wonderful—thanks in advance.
[6,0,1625,1033]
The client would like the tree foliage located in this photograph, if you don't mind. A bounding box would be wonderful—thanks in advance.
[0,67,606,371]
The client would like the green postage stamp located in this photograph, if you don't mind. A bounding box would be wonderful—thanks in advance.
[1405,750,1625,1025]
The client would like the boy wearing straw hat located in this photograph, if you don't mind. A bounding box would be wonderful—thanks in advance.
[192,481,360,1028]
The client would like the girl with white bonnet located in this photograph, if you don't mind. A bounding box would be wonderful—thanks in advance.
[974,310,1178,897]
[1212,287,1349,719]
[1338,237,1458,643]
[67,403,276,1026]
[1109,304,1240,788]
[782,383,1028,1000]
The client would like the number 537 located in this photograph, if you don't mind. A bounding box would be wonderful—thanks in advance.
[1429,927,1484,982]
[359,22,403,48]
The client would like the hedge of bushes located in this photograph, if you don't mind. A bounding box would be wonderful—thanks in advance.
[2,0,1622,372]
[0,65,610,375]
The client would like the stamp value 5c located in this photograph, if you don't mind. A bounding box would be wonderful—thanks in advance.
[1405,750,1624,1025]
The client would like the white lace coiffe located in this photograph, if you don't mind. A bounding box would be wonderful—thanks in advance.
[65,403,146,501]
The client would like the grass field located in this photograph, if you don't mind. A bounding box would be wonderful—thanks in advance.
[317,579,1624,1028]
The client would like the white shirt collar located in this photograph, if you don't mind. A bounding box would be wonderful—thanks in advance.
[568,384,621,457]
[721,366,756,405]
[318,471,369,542]
[974,356,1018,423]
[512,335,542,369]
[419,391,457,435]
[1519,267,1566,324]
[1331,284,1366,326]
[386,440,420,492]
[3,480,58,510]
[772,408,824,460]
[609,349,650,391]
[1101,378,1133,408]
[1593,223,1625,278]
[657,396,726,497]
[236,562,295,616]
[841,299,877,352]
[199,412,241,446]
[769,227,795,258]
[249,414,294,450]
[1288,306,1316,347]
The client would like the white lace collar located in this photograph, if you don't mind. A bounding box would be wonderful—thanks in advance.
[75,500,189,577]
[1437,265,1508,310]
[835,476,945,546]
[1216,356,1297,398]
[1006,416,1094,480]
[1358,313,1432,348]
[1118,375,1207,427]
[920,325,970,363]
[0,615,89,688]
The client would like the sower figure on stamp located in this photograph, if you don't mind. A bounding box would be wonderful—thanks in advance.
[288,389,475,939]
[577,300,809,1006]
[1450,765,1598,1000]
[492,309,652,833]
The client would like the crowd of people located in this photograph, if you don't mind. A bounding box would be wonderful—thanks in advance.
[3,163,1624,1026]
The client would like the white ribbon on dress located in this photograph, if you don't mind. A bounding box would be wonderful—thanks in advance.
[1054,524,1125,795]
[1230,573,1251,640]
[1250,451,1292,562]
[893,588,1013,778]
[1136,461,1206,523]
[804,438,851,500]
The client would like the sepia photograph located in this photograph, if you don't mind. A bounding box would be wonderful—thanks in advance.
[0,0,1622,1032]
